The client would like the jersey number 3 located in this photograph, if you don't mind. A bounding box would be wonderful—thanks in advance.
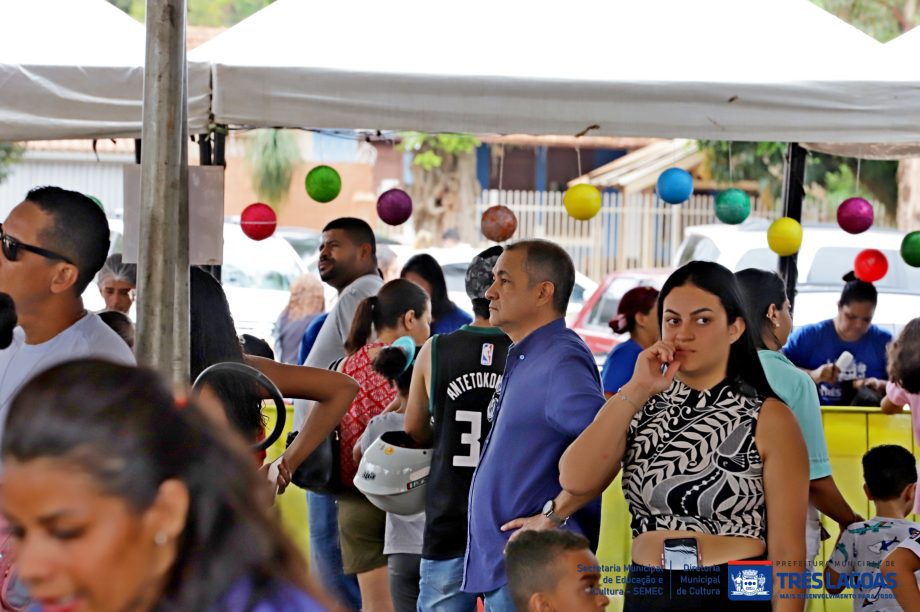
[453,410,483,468]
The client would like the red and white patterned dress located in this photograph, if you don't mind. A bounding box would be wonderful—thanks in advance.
[339,342,397,487]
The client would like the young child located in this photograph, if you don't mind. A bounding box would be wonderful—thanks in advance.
[355,337,425,612]
[505,530,609,612]
[825,444,919,611]
[882,318,920,496]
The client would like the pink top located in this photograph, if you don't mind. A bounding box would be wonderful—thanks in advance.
[887,380,920,514]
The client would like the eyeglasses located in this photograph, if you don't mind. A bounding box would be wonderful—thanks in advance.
[0,223,74,265]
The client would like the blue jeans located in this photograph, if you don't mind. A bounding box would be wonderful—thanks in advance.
[418,557,478,612]
[307,492,361,609]
[483,584,513,612]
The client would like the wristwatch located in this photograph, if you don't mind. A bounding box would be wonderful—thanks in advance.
[542,499,568,527]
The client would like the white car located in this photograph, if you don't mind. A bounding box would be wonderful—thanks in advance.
[85,220,305,347]
[675,219,920,335]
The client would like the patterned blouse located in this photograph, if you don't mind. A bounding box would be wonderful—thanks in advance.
[622,378,767,541]
[340,343,398,488]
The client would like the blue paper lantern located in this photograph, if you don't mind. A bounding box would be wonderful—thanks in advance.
[656,168,694,204]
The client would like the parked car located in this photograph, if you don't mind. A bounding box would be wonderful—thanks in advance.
[84,220,306,347]
[571,270,670,364]
[675,219,920,336]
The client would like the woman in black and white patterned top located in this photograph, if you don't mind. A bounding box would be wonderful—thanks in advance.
[560,261,809,612]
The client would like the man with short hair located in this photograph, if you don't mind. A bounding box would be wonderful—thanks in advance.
[294,216,383,610]
[463,239,605,611]
[505,530,609,612]
[405,245,512,611]
[0,186,135,435]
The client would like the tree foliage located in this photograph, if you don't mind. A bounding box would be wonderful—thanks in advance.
[398,133,480,171]
[245,129,301,208]
[107,0,274,26]
[0,144,24,185]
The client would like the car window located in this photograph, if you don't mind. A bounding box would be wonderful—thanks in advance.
[806,247,907,291]
[222,237,303,291]
[735,248,778,272]
[571,283,585,304]
[442,264,468,294]
[676,235,720,266]
[587,278,644,330]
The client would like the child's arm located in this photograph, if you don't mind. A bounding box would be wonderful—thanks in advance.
[404,338,434,445]
[887,547,920,610]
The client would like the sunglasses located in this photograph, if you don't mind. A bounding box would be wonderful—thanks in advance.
[0,224,74,265]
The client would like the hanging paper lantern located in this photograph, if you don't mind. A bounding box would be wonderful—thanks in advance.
[767,217,803,257]
[714,189,751,225]
[901,231,920,268]
[837,197,874,234]
[377,189,413,226]
[480,205,517,242]
[305,165,342,203]
[240,203,277,241]
[656,168,693,205]
[854,249,888,282]
[563,184,602,221]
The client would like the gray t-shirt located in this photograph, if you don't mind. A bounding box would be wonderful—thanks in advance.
[359,412,425,556]
[294,273,384,428]
[0,313,136,441]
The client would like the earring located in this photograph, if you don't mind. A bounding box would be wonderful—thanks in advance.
[154,532,168,547]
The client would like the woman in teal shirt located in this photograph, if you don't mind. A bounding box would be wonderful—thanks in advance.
[736,269,861,563]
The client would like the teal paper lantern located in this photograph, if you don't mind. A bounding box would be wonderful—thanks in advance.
[714,189,751,225]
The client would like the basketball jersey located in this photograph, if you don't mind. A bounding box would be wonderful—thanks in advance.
[424,325,511,560]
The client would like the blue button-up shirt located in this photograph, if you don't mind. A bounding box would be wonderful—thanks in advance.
[462,318,605,593]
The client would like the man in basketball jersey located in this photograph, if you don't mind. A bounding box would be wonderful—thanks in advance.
[405,245,511,612]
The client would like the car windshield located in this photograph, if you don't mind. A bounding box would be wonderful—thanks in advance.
[676,234,720,266]
[222,236,303,291]
[807,246,920,292]
[587,277,648,330]
[442,264,467,294]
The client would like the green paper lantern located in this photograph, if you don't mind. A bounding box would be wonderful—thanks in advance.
[902,231,920,268]
[88,195,104,209]
[714,189,751,225]
[305,165,342,203]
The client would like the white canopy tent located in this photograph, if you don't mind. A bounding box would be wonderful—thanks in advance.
[191,0,919,143]
[0,0,210,141]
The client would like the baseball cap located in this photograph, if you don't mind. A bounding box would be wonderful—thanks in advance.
[465,246,503,300]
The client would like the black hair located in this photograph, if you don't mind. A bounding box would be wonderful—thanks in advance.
[0,293,16,350]
[471,298,491,320]
[25,186,110,294]
[840,271,878,308]
[98,310,135,349]
[372,344,420,396]
[3,360,314,611]
[505,529,592,611]
[659,261,775,398]
[888,317,920,394]
[345,279,429,354]
[504,240,575,316]
[610,286,659,335]
[401,253,454,320]
[190,267,263,442]
[322,217,377,259]
[241,334,275,360]
[863,444,917,501]
[735,268,788,351]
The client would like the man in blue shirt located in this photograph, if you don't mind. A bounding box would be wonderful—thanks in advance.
[463,240,605,611]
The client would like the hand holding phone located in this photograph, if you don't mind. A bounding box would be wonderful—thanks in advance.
[662,537,700,570]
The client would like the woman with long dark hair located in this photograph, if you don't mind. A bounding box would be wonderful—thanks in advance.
[401,254,471,335]
[336,279,431,612]
[560,261,808,611]
[1,359,331,611]
[736,268,860,565]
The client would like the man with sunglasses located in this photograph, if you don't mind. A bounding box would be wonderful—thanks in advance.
[0,186,135,443]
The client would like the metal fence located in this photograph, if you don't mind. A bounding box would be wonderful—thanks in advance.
[473,189,893,280]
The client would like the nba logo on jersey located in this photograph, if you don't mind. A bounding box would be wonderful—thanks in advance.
[481,343,494,366]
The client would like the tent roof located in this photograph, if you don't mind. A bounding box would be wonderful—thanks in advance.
[0,0,210,141]
[191,0,918,143]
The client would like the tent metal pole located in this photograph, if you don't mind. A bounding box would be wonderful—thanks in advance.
[214,128,226,167]
[136,0,190,385]
[779,142,806,312]
[198,132,212,166]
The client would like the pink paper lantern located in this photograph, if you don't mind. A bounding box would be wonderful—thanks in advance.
[837,197,874,234]
[377,189,413,226]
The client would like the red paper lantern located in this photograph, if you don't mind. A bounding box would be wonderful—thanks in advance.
[480,205,517,242]
[240,203,277,241]
[854,248,888,282]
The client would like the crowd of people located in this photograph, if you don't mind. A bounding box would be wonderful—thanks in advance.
[0,184,919,612]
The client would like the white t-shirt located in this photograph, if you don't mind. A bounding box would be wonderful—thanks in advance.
[0,313,136,438]
[827,516,920,611]
[359,412,425,556]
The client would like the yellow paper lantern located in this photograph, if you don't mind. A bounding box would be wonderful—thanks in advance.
[563,184,602,221]
[767,217,803,257]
